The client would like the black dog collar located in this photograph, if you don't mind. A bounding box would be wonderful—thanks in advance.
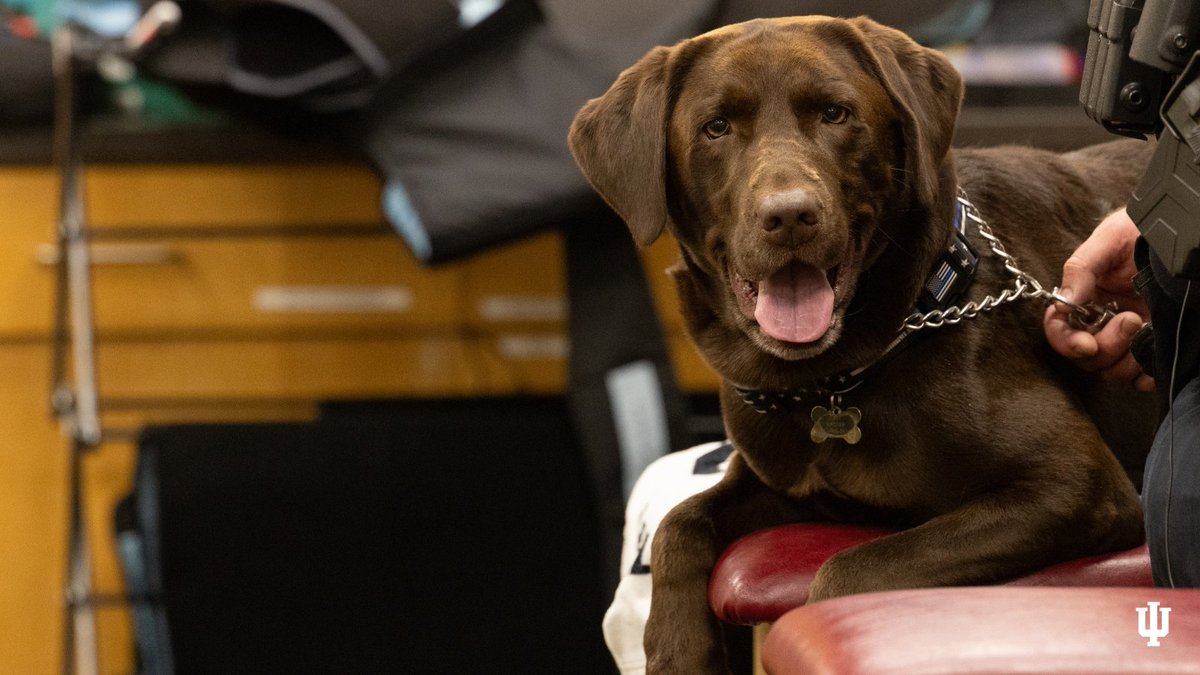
[918,198,979,313]
[734,374,862,413]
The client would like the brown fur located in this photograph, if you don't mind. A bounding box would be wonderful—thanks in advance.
[569,16,1157,675]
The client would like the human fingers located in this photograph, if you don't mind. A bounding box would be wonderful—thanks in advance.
[1056,264,1097,313]
[1058,209,1142,304]
[1089,309,1142,362]
[1098,350,1146,384]
[1097,348,1155,392]
[1041,306,1144,371]
[1043,305,1154,391]
[1077,311,1145,372]
[1043,303,1099,360]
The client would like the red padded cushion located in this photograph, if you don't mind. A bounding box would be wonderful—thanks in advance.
[763,587,1200,674]
[709,524,1151,625]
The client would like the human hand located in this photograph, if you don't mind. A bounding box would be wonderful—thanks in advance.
[1042,208,1154,392]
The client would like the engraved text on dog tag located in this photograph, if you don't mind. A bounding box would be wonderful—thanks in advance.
[810,405,862,444]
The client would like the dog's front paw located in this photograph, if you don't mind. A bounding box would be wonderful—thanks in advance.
[807,555,860,603]
[644,607,730,675]
[646,651,731,675]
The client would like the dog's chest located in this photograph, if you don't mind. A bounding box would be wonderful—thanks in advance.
[738,412,928,511]
[784,442,912,502]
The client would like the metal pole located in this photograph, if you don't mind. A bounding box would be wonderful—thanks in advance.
[51,24,102,675]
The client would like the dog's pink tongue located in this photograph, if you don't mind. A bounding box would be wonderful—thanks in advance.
[754,263,834,343]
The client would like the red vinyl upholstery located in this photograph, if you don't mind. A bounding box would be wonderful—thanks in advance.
[709,524,1152,625]
[762,587,1200,674]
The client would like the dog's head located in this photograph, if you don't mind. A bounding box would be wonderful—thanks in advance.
[569,16,963,382]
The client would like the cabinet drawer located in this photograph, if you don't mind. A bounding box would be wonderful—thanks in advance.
[476,332,568,393]
[91,334,589,400]
[458,231,684,332]
[5,235,464,334]
[461,232,566,329]
[95,337,502,400]
[85,164,383,230]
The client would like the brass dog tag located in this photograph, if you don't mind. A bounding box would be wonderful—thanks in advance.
[810,404,862,444]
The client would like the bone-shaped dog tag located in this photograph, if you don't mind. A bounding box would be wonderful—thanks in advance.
[810,405,862,444]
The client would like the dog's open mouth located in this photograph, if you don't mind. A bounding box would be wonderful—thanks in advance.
[732,263,839,344]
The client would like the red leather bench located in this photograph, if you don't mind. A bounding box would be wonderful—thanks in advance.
[710,523,1153,626]
[762,586,1199,674]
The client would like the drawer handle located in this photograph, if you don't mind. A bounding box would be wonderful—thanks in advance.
[253,286,413,314]
[497,334,568,360]
[478,295,566,322]
[36,243,183,267]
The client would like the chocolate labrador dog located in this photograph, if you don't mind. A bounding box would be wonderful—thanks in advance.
[569,15,1157,674]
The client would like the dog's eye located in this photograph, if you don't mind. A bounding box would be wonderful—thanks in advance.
[821,104,850,124]
[702,117,731,139]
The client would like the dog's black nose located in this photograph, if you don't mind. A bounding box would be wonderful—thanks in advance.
[758,189,821,246]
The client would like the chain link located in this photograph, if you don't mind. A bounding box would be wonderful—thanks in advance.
[901,191,1056,333]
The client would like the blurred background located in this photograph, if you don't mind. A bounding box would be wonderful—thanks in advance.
[0,1,1117,673]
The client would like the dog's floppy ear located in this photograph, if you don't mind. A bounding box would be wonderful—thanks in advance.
[848,17,963,208]
[569,46,673,246]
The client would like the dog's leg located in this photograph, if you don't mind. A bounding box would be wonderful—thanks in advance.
[806,478,1144,602]
[644,454,809,675]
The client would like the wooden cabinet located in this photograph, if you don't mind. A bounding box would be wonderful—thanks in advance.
[0,162,718,675]
[0,343,71,675]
